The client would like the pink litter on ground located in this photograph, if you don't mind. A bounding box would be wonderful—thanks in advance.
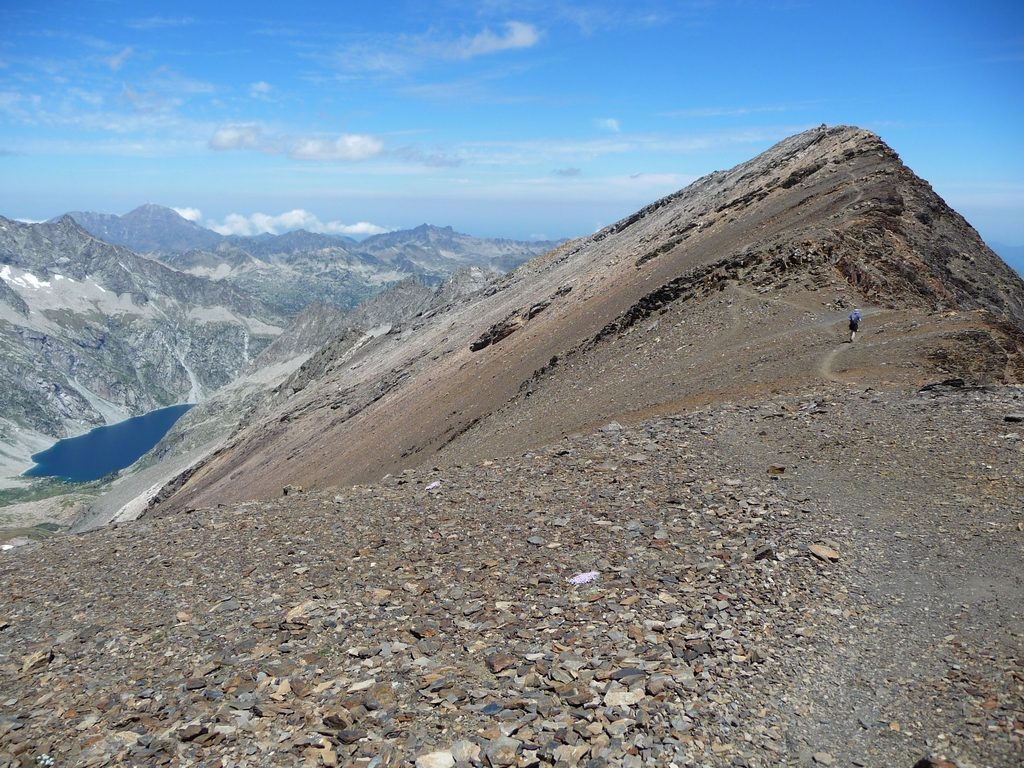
[568,571,600,584]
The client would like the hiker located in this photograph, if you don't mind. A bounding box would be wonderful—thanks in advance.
[848,308,862,342]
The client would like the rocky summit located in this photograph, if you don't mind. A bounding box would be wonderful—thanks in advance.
[1,125,1023,767]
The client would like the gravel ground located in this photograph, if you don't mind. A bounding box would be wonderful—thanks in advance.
[0,383,1021,767]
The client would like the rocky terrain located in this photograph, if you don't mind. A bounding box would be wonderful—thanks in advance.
[1,384,1021,766]
[1,125,1022,766]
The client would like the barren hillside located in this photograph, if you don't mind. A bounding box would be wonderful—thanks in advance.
[151,125,1024,513]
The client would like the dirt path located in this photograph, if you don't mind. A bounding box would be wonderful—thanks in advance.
[816,308,888,383]
[818,343,849,383]
[703,385,1024,767]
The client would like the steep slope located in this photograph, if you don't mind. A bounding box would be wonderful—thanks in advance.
[0,216,285,477]
[151,125,1024,513]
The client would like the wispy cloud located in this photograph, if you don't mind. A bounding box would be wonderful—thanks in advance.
[462,128,782,166]
[249,81,273,100]
[104,46,133,72]
[290,134,384,161]
[453,22,540,58]
[595,117,620,132]
[392,145,464,167]
[67,87,104,107]
[209,124,266,150]
[329,21,541,77]
[399,62,537,104]
[208,123,385,161]
[126,16,195,31]
[553,167,582,177]
[150,66,216,95]
[206,209,389,237]
[0,90,32,121]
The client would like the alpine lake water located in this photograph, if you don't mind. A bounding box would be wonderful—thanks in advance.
[23,404,194,483]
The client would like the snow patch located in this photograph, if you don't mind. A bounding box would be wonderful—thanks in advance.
[0,264,51,290]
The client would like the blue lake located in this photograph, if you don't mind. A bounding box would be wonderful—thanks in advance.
[24,404,194,482]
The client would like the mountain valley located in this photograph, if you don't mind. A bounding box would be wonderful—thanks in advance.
[0,210,550,490]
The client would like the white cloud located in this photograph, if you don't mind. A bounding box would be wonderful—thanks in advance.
[105,47,133,72]
[330,21,540,76]
[328,221,391,236]
[289,134,384,161]
[249,81,272,99]
[207,209,390,237]
[208,124,383,161]
[595,117,620,132]
[454,21,540,59]
[209,123,266,151]
[172,207,203,222]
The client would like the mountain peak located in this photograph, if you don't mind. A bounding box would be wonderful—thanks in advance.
[67,206,222,253]
[150,125,1024,513]
[123,204,198,226]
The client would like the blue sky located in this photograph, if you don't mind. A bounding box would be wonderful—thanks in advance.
[1,1,1022,256]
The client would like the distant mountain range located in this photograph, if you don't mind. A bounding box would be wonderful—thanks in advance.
[60,205,560,315]
[0,214,286,476]
[0,207,557,478]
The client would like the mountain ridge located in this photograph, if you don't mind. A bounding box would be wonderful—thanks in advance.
[148,125,1024,514]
